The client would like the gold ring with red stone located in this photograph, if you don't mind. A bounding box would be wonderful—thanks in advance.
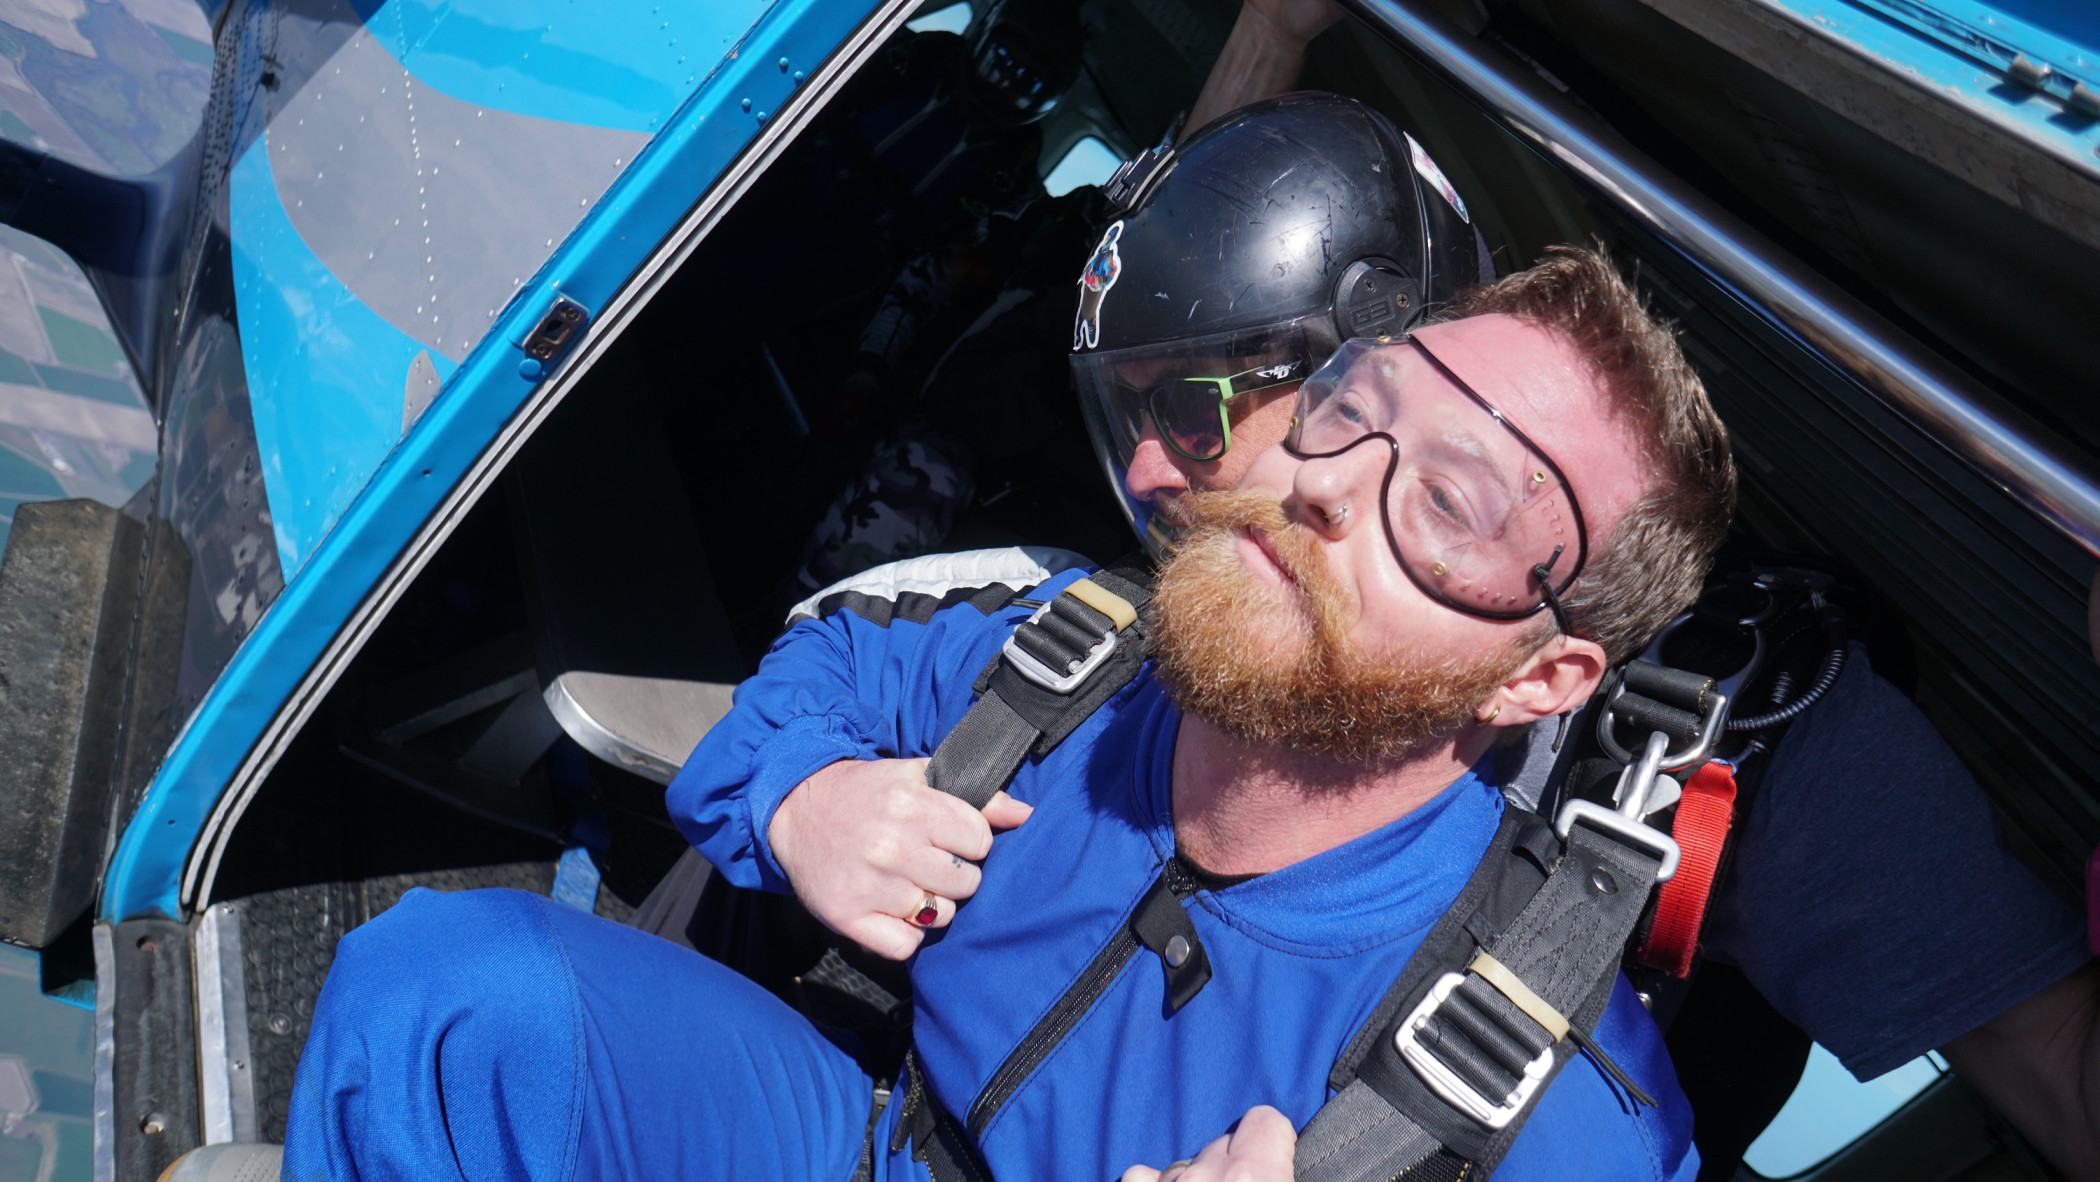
[913,892,940,928]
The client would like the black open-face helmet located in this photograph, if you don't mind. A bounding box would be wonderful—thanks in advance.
[961,0,1084,128]
[1070,92,1481,553]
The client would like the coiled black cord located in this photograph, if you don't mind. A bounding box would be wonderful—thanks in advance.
[1725,596,1848,733]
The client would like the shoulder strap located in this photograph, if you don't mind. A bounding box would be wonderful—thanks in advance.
[925,562,1153,807]
[1297,565,1861,1178]
[1296,808,1670,1180]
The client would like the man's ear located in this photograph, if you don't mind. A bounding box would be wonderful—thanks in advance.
[1479,635,1610,725]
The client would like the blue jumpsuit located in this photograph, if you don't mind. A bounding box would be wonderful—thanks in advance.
[283,568,1696,1180]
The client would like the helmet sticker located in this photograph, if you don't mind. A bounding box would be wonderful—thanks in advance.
[1405,133,1470,225]
[1074,220,1124,350]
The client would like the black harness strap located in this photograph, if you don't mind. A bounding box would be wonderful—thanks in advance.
[1295,816,1665,1180]
[892,1052,995,1182]
[924,566,1153,808]
[884,807,1667,1182]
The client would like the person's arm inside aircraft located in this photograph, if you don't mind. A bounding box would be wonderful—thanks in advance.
[1936,610,2100,1176]
[1184,0,1342,133]
[1942,964,2100,1178]
[1704,645,2096,1178]
[666,568,1084,897]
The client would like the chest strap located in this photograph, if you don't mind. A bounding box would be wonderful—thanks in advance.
[875,808,1668,1182]
[1295,809,1666,1180]
[925,567,1152,808]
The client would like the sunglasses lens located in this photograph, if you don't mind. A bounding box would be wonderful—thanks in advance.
[1152,378,1230,461]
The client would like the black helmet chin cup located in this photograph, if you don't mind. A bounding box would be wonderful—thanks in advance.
[1068,93,1481,554]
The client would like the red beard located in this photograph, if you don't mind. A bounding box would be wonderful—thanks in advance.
[1147,491,1524,766]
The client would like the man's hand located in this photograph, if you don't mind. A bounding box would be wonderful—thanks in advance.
[1120,1106,1297,1182]
[768,758,1032,960]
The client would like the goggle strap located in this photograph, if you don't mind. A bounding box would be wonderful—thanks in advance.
[1533,544,1573,637]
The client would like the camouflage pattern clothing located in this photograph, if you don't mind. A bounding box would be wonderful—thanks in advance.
[794,425,978,593]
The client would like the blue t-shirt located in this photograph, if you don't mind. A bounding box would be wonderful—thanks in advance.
[671,568,1697,1181]
[1702,645,2090,1079]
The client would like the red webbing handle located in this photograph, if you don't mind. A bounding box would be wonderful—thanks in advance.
[1639,760,1738,978]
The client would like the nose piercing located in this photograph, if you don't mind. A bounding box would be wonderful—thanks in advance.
[1327,503,1351,527]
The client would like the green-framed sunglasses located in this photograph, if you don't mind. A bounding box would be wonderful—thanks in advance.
[1128,360,1307,463]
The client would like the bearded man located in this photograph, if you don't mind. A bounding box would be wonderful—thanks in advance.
[278,249,1731,1182]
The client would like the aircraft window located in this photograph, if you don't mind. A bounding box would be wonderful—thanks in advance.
[908,1,974,35]
[0,0,212,176]
[1743,1045,1947,1178]
[0,225,158,555]
[0,945,94,1182]
[1044,135,1123,197]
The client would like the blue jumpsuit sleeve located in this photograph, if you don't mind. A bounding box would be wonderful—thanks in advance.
[665,569,1090,893]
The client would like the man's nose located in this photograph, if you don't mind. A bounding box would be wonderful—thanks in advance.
[1292,442,1387,539]
[1124,434,1195,502]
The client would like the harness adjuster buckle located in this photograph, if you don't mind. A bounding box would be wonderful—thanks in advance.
[1395,970,1556,1130]
[1002,604,1118,694]
[1000,579,1136,695]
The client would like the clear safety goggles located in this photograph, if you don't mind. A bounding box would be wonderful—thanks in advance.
[1283,336,1588,626]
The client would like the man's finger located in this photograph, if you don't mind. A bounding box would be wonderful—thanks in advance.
[1118,1169,1161,1182]
[981,790,1033,830]
[909,844,984,901]
[1189,1132,1232,1165]
[921,789,999,862]
[1226,1106,1298,1161]
[846,914,926,962]
[896,883,958,930]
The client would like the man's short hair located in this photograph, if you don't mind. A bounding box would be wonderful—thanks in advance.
[1439,245,1736,663]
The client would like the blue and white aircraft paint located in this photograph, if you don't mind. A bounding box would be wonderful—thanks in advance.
[0,0,918,940]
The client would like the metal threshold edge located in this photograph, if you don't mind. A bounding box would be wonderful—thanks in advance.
[1340,0,2100,561]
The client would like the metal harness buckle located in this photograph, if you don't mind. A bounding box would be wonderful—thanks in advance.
[1001,601,1119,694]
[1395,971,1557,1130]
[1553,673,1736,883]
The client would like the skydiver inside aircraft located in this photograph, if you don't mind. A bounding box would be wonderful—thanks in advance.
[1048,9,2100,1181]
[284,210,1731,1179]
[771,3,2100,1177]
[1061,92,2099,1182]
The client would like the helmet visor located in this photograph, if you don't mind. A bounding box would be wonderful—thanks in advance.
[1072,319,1323,551]
[1284,337,1588,621]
